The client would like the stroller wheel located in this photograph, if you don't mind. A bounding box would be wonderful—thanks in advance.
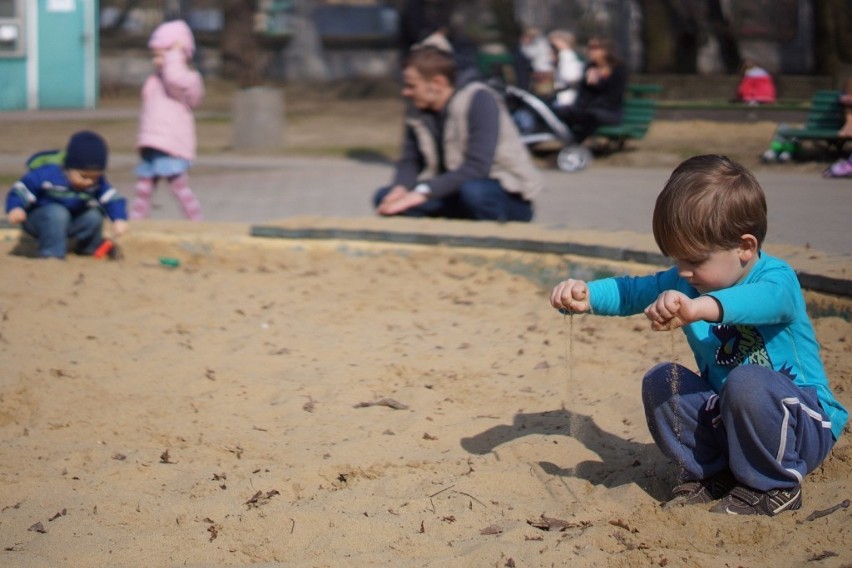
[556,145,592,172]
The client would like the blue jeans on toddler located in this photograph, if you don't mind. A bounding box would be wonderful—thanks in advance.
[642,362,835,492]
[373,179,533,222]
[23,203,105,258]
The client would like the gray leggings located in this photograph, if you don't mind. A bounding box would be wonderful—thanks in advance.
[642,363,835,491]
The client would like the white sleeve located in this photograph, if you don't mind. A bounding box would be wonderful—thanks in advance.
[554,51,583,88]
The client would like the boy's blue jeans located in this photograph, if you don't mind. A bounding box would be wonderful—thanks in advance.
[22,203,105,258]
[373,179,533,222]
[642,363,835,492]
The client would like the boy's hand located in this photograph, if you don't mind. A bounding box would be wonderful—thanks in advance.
[112,220,129,237]
[7,208,26,224]
[550,279,590,313]
[644,290,688,330]
[644,291,720,331]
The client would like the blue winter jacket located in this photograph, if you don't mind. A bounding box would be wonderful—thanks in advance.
[5,163,127,221]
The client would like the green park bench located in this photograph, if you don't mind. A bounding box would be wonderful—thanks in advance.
[502,79,661,172]
[626,83,663,99]
[592,96,658,153]
[554,85,660,172]
[772,90,850,158]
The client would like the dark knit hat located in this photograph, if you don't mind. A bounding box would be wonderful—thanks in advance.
[64,130,108,170]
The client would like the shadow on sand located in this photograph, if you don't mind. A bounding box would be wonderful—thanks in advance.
[461,407,673,502]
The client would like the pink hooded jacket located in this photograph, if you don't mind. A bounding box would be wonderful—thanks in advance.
[137,20,204,160]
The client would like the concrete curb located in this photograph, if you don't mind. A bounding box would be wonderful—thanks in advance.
[249,224,852,299]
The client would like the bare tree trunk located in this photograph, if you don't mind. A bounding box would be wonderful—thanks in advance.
[102,0,143,34]
[813,0,851,77]
[666,0,699,73]
[489,0,521,49]
[221,0,265,87]
[638,0,676,72]
[707,0,740,73]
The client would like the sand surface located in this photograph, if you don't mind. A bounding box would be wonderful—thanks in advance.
[1,80,851,567]
[1,221,850,567]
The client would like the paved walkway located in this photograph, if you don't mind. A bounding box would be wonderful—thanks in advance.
[1,144,849,290]
[0,105,847,258]
[124,153,848,257]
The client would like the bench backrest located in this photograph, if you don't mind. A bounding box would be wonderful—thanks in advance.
[620,98,656,136]
[805,90,844,130]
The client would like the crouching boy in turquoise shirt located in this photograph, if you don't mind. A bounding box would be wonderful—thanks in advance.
[5,130,128,259]
[550,154,847,516]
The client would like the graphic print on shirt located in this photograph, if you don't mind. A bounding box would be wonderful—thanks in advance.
[712,324,773,368]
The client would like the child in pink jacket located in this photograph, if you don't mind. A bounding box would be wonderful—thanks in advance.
[130,19,205,221]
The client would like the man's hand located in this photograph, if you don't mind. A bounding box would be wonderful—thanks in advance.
[7,208,26,224]
[377,185,427,216]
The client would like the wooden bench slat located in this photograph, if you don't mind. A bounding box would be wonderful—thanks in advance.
[592,88,658,147]
[769,90,850,159]
[777,91,847,149]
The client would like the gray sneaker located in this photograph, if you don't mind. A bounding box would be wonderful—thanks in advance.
[663,470,737,509]
[710,484,802,516]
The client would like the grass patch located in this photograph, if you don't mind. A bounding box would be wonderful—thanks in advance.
[0,173,19,187]
[657,99,811,110]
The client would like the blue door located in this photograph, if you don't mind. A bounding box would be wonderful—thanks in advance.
[37,0,97,108]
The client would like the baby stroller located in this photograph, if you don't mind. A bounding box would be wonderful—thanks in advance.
[502,84,594,172]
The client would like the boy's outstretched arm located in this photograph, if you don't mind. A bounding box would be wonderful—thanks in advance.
[550,278,591,313]
[644,290,722,331]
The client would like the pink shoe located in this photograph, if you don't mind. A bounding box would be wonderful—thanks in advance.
[824,159,852,178]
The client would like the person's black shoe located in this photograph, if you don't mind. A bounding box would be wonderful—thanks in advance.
[663,470,737,509]
[709,484,802,516]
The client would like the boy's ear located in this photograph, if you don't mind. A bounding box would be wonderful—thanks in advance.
[739,234,759,261]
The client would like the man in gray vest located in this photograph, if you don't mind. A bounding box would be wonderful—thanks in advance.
[373,45,543,221]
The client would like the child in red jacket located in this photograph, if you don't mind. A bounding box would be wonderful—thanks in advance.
[735,59,776,105]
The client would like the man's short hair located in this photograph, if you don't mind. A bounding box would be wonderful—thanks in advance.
[405,45,456,85]
[652,154,768,259]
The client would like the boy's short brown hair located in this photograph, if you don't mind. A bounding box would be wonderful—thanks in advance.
[652,154,767,259]
[405,45,456,85]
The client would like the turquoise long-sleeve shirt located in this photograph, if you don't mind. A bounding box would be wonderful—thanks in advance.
[587,253,848,440]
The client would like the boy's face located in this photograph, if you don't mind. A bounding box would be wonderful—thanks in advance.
[66,168,102,190]
[674,239,757,294]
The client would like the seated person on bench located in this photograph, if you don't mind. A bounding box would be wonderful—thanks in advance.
[553,36,628,143]
[839,76,852,138]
